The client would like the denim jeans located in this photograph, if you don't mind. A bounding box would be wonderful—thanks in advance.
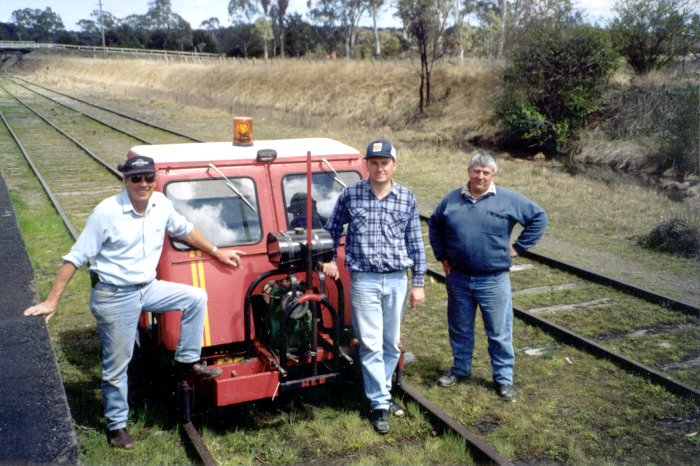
[350,271,408,411]
[445,270,514,385]
[90,279,207,430]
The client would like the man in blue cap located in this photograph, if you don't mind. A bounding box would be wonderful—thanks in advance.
[323,139,426,434]
[24,155,245,449]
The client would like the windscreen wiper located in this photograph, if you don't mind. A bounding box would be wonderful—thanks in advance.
[207,163,257,213]
[320,158,347,188]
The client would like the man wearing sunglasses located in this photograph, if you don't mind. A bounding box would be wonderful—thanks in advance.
[23,155,245,449]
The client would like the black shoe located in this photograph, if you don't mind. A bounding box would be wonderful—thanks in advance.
[108,428,134,449]
[372,409,390,434]
[388,400,405,417]
[177,362,222,380]
[496,383,516,402]
[438,372,469,388]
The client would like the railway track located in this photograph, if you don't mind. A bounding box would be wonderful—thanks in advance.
[2,79,698,465]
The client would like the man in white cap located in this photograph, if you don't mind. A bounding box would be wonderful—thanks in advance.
[323,139,426,434]
[24,155,245,449]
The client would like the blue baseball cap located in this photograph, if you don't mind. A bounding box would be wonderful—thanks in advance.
[365,139,396,159]
[118,155,156,176]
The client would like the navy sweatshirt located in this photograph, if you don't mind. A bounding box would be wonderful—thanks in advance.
[428,186,547,274]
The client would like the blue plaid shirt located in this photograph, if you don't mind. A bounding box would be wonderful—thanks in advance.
[325,180,426,287]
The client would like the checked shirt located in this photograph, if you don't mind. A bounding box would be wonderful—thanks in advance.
[325,179,426,287]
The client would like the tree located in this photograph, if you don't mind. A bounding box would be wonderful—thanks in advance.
[284,13,323,56]
[396,0,453,113]
[146,0,175,30]
[368,0,386,56]
[276,0,290,56]
[144,0,193,50]
[610,0,695,74]
[11,7,64,42]
[308,0,368,58]
[254,17,274,58]
[496,23,618,156]
[193,29,219,53]
[229,0,273,56]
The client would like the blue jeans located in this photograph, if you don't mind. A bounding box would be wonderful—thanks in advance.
[350,271,408,411]
[90,279,207,430]
[445,270,514,385]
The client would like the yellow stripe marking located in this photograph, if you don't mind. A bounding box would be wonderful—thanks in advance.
[189,250,212,347]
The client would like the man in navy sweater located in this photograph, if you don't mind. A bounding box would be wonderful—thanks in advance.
[428,151,547,401]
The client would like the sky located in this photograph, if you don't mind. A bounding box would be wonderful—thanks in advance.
[0,0,618,31]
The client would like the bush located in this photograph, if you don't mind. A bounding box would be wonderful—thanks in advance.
[638,218,700,258]
[495,23,618,156]
[601,82,700,178]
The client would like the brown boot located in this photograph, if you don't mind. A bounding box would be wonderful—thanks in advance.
[177,362,222,380]
[108,428,134,449]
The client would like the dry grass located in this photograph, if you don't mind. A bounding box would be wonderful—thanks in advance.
[21,51,500,145]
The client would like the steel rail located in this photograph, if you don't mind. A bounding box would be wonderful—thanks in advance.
[181,422,217,466]
[398,383,513,465]
[521,249,700,317]
[418,213,700,317]
[0,83,121,179]
[0,104,78,240]
[5,78,151,145]
[10,76,204,143]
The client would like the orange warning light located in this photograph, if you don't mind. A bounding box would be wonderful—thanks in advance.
[233,116,253,146]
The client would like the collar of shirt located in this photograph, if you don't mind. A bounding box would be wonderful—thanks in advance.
[461,182,497,202]
[119,189,155,215]
[363,179,399,200]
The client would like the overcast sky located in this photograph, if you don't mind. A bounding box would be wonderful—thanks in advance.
[0,0,618,31]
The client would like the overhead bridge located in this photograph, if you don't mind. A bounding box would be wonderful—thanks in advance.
[0,41,220,60]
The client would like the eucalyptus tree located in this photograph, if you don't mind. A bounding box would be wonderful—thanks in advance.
[610,0,695,74]
[229,0,273,57]
[396,0,453,113]
[307,0,368,58]
[368,0,386,56]
[200,17,221,48]
[11,7,64,42]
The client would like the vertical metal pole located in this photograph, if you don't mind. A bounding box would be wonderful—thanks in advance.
[305,151,318,374]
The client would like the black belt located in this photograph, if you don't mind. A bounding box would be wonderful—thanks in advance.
[90,271,151,289]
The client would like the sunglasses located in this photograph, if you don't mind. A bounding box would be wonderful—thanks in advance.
[128,174,156,183]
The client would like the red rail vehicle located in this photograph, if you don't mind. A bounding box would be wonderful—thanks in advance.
[132,118,365,410]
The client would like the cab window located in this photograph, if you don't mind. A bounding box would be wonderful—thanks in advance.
[282,171,361,230]
[165,177,261,249]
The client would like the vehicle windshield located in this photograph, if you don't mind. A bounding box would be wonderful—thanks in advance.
[282,171,361,230]
[166,177,261,249]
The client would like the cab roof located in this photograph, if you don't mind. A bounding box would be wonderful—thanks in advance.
[128,138,361,167]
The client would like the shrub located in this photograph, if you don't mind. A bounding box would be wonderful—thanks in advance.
[638,218,700,258]
[601,82,700,178]
[495,23,618,156]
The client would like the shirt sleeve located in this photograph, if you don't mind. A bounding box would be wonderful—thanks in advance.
[513,197,548,253]
[405,198,426,287]
[428,197,447,262]
[324,189,349,261]
[62,206,107,268]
